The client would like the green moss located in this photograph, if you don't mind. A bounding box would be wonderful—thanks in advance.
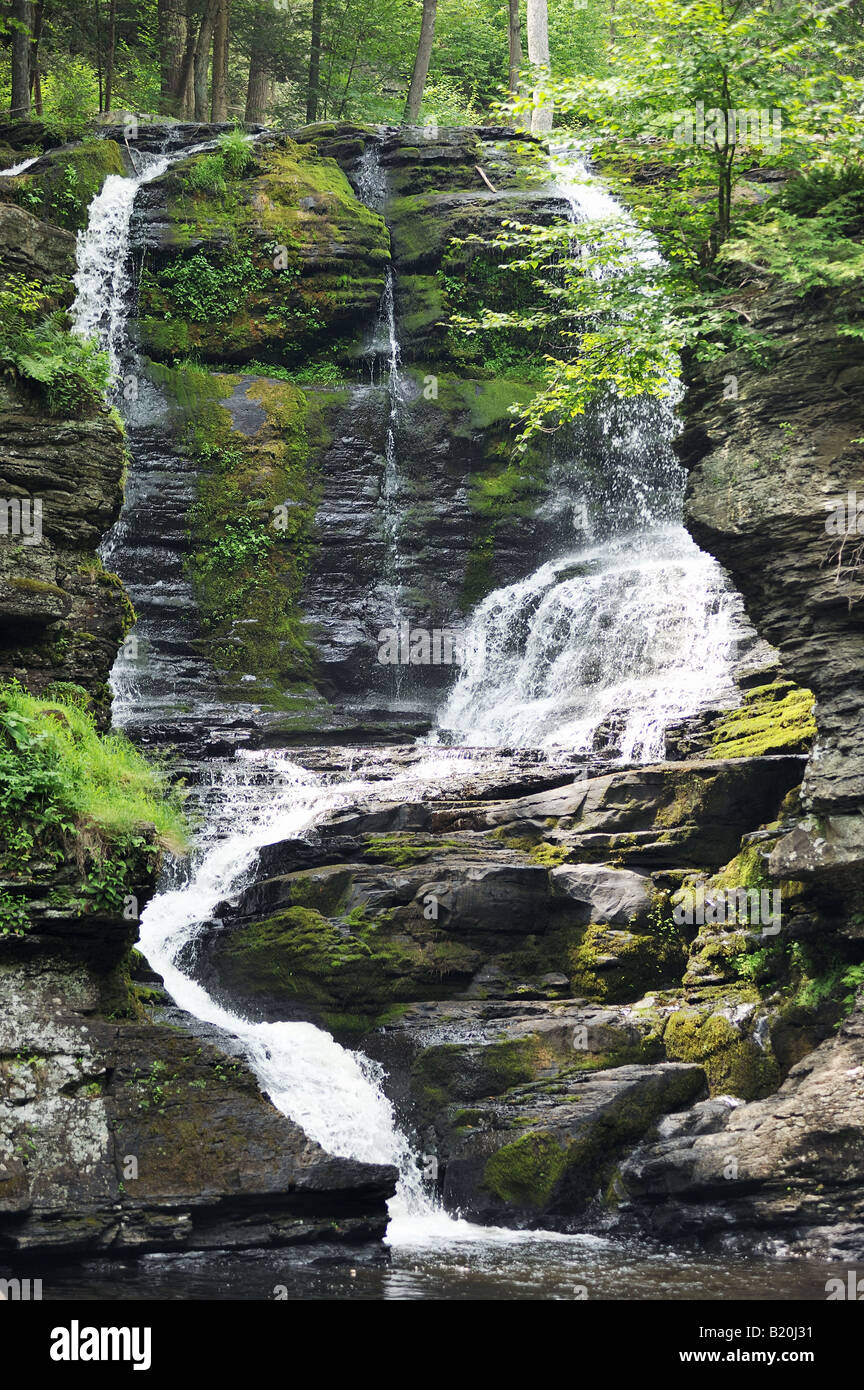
[211,903,479,1038]
[483,1131,568,1207]
[138,139,389,364]
[708,681,816,759]
[13,140,125,231]
[411,1038,540,1112]
[569,922,686,1003]
[663,1005,780,1099]
[151,361,344,695]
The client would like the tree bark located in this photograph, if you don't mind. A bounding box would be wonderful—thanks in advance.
[28,0,44,115]
[104,0,117,113]
[526,0,552,134]
[402,0,437,124]
[10,0,32,118]
[158,0,187,114]
[245,11,270,124]
[210,0,229,121]
[306,0,323,122]
[508,0,522,100]
[193,0,217,120]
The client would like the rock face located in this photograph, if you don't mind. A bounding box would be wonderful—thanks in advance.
[0,382,130,721]
[131,135,391,363]
[610,1000,864,1259]
[680,276,864,898]
[0,184,131,724]
[179,741,861,1232]
[0,921,395,1255]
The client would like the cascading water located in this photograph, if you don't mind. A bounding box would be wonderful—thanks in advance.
[69,133,455,1239]
[74,133,744,1273]
[0,153,39,177]
[435,147,741,757]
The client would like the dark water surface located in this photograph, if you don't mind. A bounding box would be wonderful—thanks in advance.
[37,1238,837,1301]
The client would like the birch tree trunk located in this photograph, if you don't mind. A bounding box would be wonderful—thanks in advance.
[526,0,553,135]
[402,0,437,125]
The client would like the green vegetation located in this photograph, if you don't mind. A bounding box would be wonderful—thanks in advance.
[150,359,341,694]
[0,683,188,927]
[708,681,817,760]
[11,140,126,232]
[0,274,110,417]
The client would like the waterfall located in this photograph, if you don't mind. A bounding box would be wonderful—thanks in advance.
[0,154,39,178]
[355,142,409,664]
[69,137,451,1238]
[435,145,740,758]
[379,267,407,626]
[76,134,740,1251]
[70,154,170,374]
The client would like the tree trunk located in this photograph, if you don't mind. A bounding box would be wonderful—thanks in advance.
[193,0,216,120]
[245,17,270,123]
[158,0,187,114]
[210,0,229,121]
[526,0,552,134]
[508,0,521,99]
[402,0,437,124]
[306,0,323,122]
[10,0,32,118]
[178,14,196,116]
[28,0,44,115]
[104,0,117,113]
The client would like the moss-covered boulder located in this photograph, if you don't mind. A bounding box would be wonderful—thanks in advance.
[707,680,816,759]
[569,921,687,1003]
[135,137,390,363]
[439,1061,707,1224]
[4,139,127,231]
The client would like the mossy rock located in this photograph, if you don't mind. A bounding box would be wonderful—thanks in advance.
[662,1003,780,1099]
[569,922,686,1003]
[11,140,126,231]
[138,138,390,364]
[708,681,816,759]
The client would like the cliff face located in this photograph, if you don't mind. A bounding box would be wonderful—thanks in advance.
[679,279,864,901]
[0,198,130,724]
[0,125,398,1262]
[0,910,394,1256]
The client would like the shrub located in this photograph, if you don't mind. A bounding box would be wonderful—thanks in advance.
[0,275,110,415]
[41,58,100,140]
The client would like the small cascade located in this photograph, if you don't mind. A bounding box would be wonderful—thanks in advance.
[434,144,741,758]
[70,152,170,375]
[378,267,408,627]
[353,141,410,671]
[0,153,39,178]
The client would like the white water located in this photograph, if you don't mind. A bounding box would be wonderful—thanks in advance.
[136,746,561,1244]
[435,146,739,756]
[70,154,169,374]
[438,530,738,760]
[0,153,39,177]
[75,138,739,1252]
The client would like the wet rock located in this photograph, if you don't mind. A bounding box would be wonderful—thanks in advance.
[0,378,130,723]
[550,864,653,925]
[0,932,396,1256]
[610,1002,864,1258]
[681,276,864,896]
[437,1061,707,1226]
